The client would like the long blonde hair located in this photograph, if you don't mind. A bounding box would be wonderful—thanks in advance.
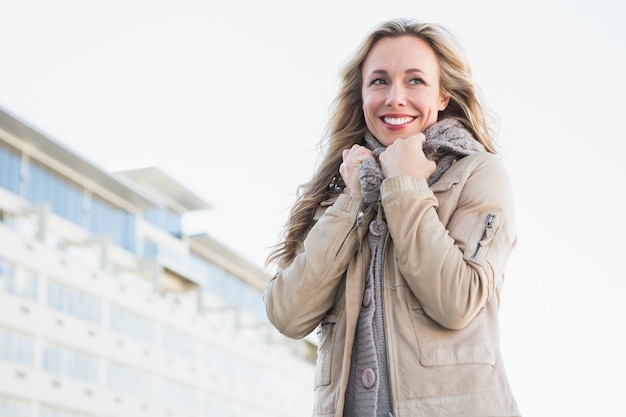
[267,18,498,269]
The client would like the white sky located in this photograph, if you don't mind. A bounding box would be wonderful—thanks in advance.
[1,0,625,415]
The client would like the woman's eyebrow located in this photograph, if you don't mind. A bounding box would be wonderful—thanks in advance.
[367,68,427,75]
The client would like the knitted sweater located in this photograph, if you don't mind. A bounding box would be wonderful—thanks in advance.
[343,119,485,417]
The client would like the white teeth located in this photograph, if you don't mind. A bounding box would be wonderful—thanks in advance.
[383,116,414,125]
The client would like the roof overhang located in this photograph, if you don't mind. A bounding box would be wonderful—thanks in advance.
[115,165,212,213]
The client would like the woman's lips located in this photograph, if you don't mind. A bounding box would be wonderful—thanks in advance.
[381,115,416,130]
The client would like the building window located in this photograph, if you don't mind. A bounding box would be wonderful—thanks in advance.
[106,361,155,402]
[159,379,199,415]
[190,254,267,321]
[144,207,181,237]
[21,156,138,254]
[42,343,99,385]
[0,394,32,417]
[26,161,84,226]
[0,141,22,195]
[204,345,234,375]
[38,404,92,417]
[46,281,101,325]
[239,283,266,323]
[89,194,136,253]
[0,257,38,301]
[142,237,184,266]
[199,261,239,306]
[109,305,155,345]
[0,328,35,367]
[160,327,199,361]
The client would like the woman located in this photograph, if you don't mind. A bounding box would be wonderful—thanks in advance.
[264,18,521,417]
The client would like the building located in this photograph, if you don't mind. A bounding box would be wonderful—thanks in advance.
[0,107,316,417]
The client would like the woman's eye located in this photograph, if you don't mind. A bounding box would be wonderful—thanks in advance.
[408,77,425,85]
[370,78,387,86]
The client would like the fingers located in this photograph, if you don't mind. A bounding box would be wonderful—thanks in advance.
[339,145,374,199]
[379,134,435,179]
[342,144,372,164]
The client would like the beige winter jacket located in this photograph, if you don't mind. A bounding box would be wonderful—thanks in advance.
[264,152,521,417]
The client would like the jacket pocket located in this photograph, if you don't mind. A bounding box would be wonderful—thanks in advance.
[465,212,500,263]
[407,295,495,367]
[314,314,337,388]
[464,212,513,295]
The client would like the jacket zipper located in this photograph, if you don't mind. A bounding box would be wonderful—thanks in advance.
[486,213,495,229]
[471,213,495,261]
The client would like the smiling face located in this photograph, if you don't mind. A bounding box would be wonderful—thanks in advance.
[361,35,450,146]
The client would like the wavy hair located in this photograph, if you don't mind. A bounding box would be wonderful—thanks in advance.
[267,18,498,269]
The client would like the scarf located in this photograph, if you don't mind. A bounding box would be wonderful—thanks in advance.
[343,118,485,417]
[360,118,486,211]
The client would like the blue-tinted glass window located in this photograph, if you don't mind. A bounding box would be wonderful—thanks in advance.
[0,328,35,367]
[159,379,199,414]
[144,207,181,237]
[22,158,138,254]
[42,343,99,384]
[26,161,83,225]
[46,281,101,325]
[0,257,16,287]
[106,361,155,401]
[201,263,230,299]
[0,394,32,417]
[160,327,199,360]
[192,255,250,309]
[89,194,136,253]
[142,238,158,258]
[239,284,265,322]
[0,257,38,301]
[109,305,155,345]
[142,238,183,266]
[188,253,211,287]
[0,142,21,194]
[209,269,242,307]
[39,405,90,417]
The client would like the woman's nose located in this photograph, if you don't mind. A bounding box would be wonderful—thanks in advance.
[385,85,406,107]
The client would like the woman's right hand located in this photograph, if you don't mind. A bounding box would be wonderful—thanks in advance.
[339,144,374,199]
[379,133,436,179]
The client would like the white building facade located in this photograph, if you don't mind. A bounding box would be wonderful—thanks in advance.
[0,107,315,417]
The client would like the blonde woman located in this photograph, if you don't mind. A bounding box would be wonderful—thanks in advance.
[265,18,521,417]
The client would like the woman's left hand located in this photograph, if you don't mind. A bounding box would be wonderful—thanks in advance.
[379,133,436,179]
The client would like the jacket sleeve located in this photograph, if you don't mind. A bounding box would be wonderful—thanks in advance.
[380,154,516,330]
[263,194,369,339]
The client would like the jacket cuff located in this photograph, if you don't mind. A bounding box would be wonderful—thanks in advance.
[331,193,364,214]
[381,175,430,194]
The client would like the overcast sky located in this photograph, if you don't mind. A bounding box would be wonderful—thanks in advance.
[1,1,625,415]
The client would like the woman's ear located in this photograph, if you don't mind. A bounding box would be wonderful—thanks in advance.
[438,94,450,111]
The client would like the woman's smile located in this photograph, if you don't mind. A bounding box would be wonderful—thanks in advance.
[381,114,416,129]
